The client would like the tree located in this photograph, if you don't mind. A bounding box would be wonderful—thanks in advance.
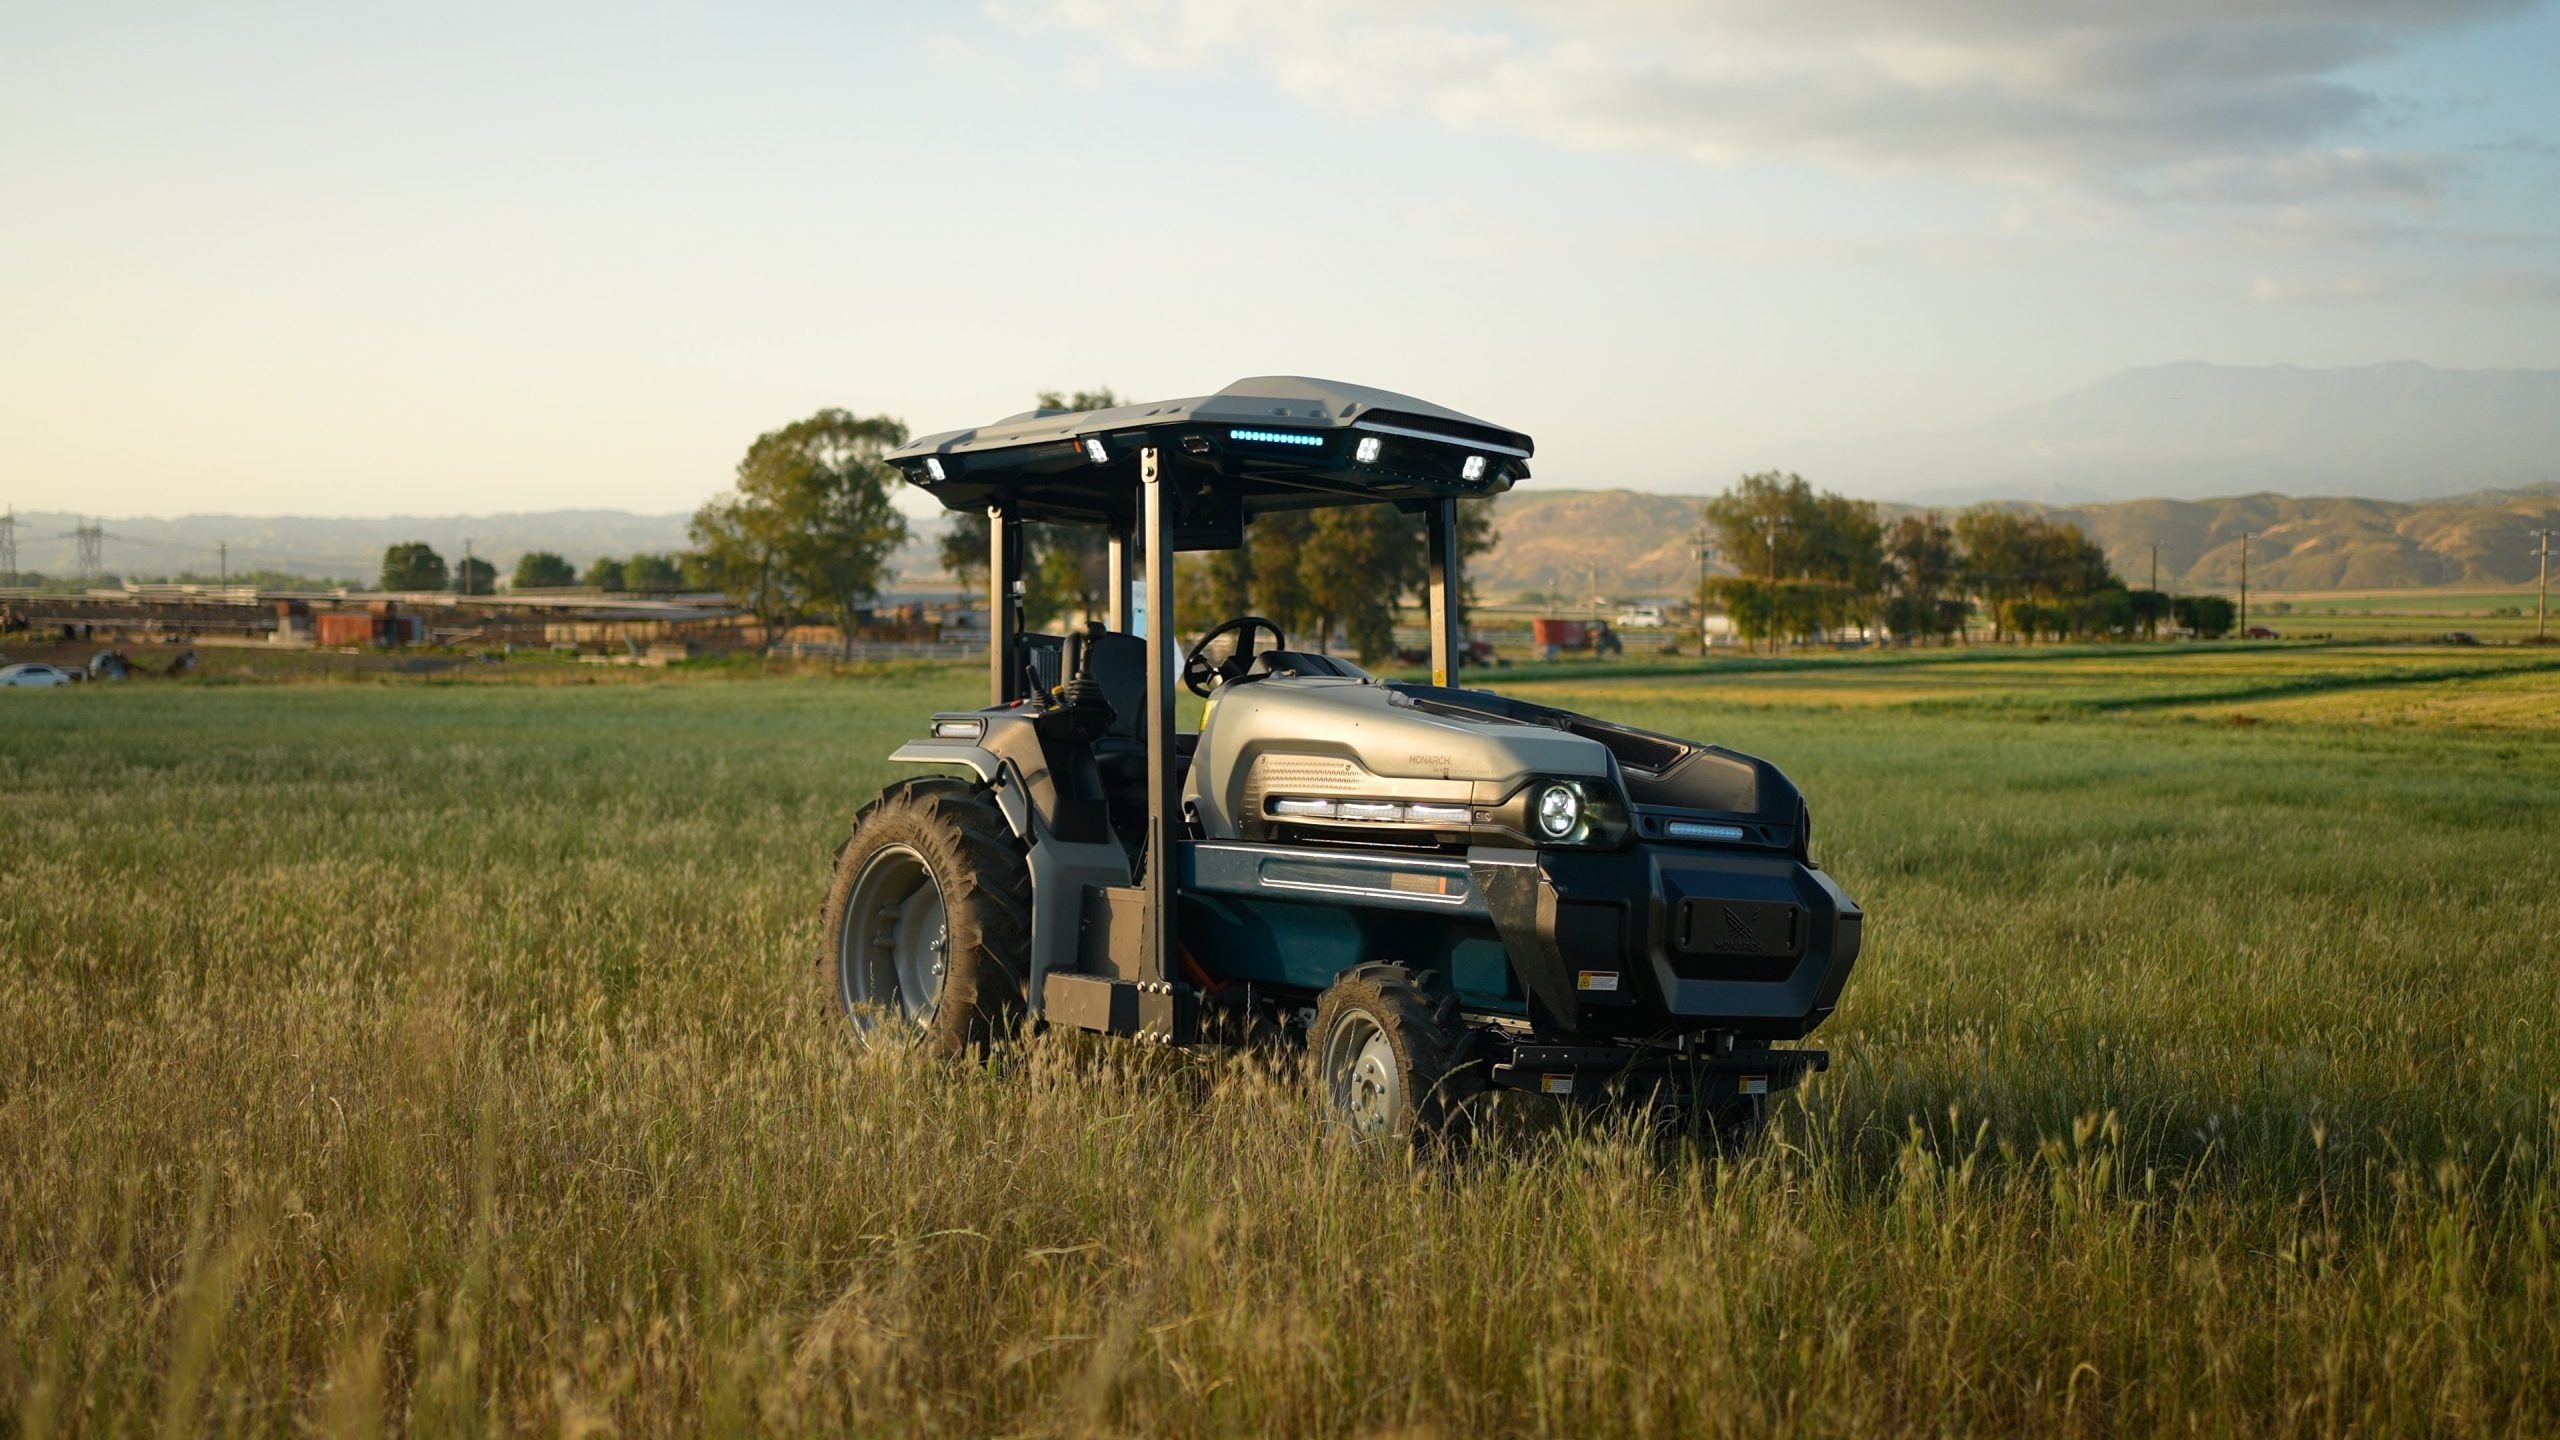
[1883,512,1962,645]
[623,553,681,594]
[380,542,447,592]
[692,408,911,654]
[2130,588,2172,640]
[1957,508,2120,642]
[513,551,575,590]
[2172,594,2237,640]
[584,557,626,592]
[1701,472,1884,647]
[454,556,496,596]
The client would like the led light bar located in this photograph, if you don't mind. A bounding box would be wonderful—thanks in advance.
[1266,796,1474,826]
[931,717,985,740]
[923,457,947,482]
[1229,427,1324,448]
[1349,418,1531,458]
[1082,437,1109,465]
[1665,820,1746,842]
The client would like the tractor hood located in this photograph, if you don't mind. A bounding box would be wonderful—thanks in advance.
[1186,677,1616,845]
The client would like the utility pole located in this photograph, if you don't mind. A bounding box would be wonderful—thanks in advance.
[218,541,227,589]
[2534,529,2554,644]
[461,537,474,597]
[2238,531,2251,638]
[0,506,16,588]
[1761,516,1789,655]
[2149,540,2159,594]
[1692,515,1713,644]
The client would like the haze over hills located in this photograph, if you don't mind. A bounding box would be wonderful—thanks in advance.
[10,360,2553,597]
[1814,362,2560,505]
[1480,484,2560,599]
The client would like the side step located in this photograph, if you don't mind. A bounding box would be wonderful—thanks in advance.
[1039,972,1200,1045]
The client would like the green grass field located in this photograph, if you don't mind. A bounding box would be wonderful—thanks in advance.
[6,647,2559,1436]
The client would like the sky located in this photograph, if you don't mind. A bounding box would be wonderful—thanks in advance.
[2,0,2555,518]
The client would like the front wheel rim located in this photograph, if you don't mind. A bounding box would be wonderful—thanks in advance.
[1321,1012,1402,1139]
[838,844,948,1034]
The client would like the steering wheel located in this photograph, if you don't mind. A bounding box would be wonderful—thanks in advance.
[1183,615,1289,697]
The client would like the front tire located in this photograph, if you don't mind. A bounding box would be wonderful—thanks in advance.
[820,778,1029,1056]
[1309,964,1480,1145]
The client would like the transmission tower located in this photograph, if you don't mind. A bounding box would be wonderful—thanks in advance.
[71,519,106,584]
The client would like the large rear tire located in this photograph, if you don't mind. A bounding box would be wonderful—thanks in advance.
[1308,964,1480,1146]
[820,778,1029,1056]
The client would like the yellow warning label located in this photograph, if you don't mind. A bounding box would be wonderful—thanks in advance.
[1739,1076,1769,1096]
[1541,1074,1574,1095]
[1576,971,1619,992]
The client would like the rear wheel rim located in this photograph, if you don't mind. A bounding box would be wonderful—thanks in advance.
[1320,1012,1402,1139]
[838,844,948,1034]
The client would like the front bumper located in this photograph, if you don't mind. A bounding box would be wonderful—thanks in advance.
[1469,843,1862,1041]
[1485,1041,1828,1106]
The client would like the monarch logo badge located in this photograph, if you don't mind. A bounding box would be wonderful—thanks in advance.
[1721,906,1756,942]
[1576,970,1619,992]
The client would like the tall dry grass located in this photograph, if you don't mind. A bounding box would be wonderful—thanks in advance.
[5,665,2557,1436]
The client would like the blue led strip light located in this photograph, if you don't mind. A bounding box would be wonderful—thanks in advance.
[1229,428,1324,447]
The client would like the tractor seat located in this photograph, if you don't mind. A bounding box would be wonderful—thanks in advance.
[1079,628,1195,792]
[1080,629,1148,742]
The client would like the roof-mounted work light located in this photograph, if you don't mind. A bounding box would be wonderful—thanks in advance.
[1082,437,1109,465]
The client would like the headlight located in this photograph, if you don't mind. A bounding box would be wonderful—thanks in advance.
[1534,783,1580,839]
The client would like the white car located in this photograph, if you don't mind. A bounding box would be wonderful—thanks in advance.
[0,663,75,688]
[1613,606,1669,628]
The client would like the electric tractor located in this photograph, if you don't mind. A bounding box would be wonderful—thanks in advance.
[821,377,1863,1142]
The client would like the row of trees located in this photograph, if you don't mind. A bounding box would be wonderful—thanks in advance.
[1700,472,2236,644]
[510,551,696,593]
[378,544,697,596]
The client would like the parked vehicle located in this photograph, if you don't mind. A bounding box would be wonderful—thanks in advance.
[819,377,1863,1146]
[0,663,75,688]
[1615,605,1669,628]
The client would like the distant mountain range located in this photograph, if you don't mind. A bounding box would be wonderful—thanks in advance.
[2,509,700,583]
[12,359,2554,597]
[1481,483,2560,598]
[1817,362,2560,504]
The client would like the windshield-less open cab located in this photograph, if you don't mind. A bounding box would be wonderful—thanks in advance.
[822,377,1861,1144]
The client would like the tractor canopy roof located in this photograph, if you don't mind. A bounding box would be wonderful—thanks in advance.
[886,376,1532,528]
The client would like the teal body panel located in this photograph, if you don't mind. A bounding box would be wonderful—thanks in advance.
[1175,842,1522,1010]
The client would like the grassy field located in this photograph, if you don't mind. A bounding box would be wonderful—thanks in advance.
[6,647,2559,1437]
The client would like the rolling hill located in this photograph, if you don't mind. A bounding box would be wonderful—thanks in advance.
[1476,483,2560,599]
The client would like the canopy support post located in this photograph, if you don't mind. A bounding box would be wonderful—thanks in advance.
[990,504,1022,706]
[1106,526,1132,632]
[1140,449,1179,989]
[1426,497,1462,687]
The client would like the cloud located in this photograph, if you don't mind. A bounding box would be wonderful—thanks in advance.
[2247,273,2405,304]
[1006,0,2529,199]
[2150,148,2458,207]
